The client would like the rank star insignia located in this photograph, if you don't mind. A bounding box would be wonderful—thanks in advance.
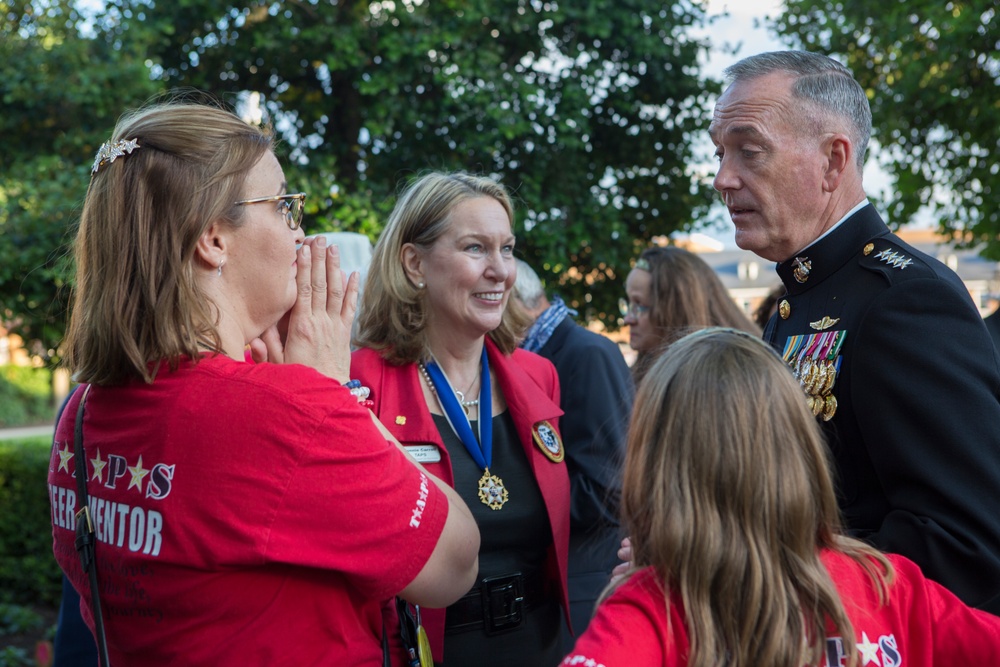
[873,248,913,270]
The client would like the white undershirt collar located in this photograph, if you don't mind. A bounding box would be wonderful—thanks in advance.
[791,199,870,257]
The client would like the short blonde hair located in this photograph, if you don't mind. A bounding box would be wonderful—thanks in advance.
[620,328,892,667]
[354,171,530,364]
[63,98,274,385]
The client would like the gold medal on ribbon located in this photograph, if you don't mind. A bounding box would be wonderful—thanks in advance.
[822,394,838,421]
[478,468,508,510]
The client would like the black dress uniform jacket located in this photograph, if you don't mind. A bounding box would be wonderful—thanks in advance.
[764,204,1000,613]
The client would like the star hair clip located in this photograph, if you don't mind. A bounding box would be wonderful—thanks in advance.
[91,138,141,174]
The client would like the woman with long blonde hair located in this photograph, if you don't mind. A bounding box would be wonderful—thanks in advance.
[563,328,1000,666]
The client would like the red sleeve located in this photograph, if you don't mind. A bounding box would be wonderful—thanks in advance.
[264,380,449,601]
[562,569,682,667]
[888,555,1000,662]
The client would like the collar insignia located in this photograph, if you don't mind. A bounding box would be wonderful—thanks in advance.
[791,256,812,283]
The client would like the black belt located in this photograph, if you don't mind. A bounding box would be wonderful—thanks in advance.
[445,570,548,636]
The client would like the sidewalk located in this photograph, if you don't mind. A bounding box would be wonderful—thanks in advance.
[0,424,54,440]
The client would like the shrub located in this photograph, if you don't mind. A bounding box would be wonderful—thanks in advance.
[0,437,62,607]
[0,603,45,635]
[0,646,32,667]
[0,366,54,428]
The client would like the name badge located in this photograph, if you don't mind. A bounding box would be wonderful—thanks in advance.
[405,445,442,463]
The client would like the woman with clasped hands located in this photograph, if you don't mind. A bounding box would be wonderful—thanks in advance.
[352,172,571,665]
[48,99,478,666]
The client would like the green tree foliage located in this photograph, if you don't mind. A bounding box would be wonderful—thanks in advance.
[0,0,158,359]
[2,0,719,344]
[773,1,1000,256]
[101,0,719,322]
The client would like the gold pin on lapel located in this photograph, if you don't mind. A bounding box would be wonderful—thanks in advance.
[395,416,406,425]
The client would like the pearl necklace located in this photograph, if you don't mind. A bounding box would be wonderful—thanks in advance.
[418,362,480,411]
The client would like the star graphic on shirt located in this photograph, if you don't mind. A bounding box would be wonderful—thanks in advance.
[856,631,881,665]
[90,449,107,483]
[57,444,73,474]
[127,455,150,491]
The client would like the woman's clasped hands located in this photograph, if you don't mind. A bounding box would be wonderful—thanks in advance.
[250,235,359,383]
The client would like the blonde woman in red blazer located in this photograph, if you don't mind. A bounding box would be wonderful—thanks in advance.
[352,172,571,665]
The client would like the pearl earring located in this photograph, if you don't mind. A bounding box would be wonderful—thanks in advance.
[417,281,425,289]
[218,260,225,277]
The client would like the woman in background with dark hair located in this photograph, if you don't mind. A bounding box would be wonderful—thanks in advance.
[620,246,759,385]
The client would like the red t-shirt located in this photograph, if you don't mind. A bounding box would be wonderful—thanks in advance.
[562,550,1000,666]
[49,354,449,666]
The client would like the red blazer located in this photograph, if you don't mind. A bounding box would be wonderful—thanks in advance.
[351,337,571,657]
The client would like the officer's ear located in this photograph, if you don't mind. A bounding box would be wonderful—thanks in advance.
[821,133,853,193]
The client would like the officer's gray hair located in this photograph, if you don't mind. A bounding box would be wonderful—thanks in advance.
[724,50,871,169]
[513,259,545,310]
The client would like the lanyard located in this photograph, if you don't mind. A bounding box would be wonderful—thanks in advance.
[424,346,492,470]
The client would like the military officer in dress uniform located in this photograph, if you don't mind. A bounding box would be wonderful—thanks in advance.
[710,50,1000,613]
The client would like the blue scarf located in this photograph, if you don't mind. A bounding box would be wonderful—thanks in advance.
[521,296,577,353]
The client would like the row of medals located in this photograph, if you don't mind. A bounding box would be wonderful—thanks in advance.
[783,330,846,422]
[796,356,838,421]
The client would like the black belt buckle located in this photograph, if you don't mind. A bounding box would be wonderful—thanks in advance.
[479,573,525,635]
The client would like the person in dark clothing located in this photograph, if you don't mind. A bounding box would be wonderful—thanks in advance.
[513,259,633,651]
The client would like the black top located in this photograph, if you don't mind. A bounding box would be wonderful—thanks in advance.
[764,204,1000,613]
[434,410,561,666]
